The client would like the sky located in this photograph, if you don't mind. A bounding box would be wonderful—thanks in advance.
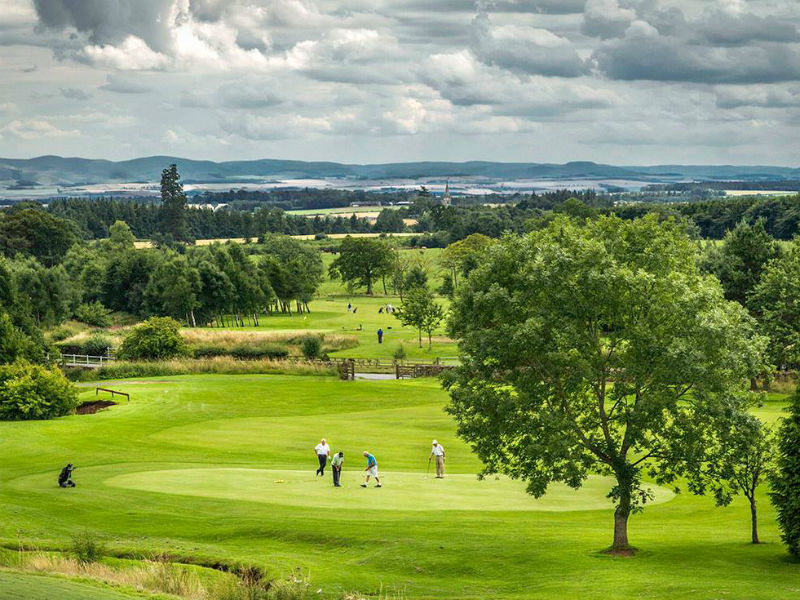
[0,0,799,165]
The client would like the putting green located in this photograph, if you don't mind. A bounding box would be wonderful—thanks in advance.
[106,468,675,512]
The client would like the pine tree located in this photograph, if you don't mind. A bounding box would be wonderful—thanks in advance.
[770,389,800,555]
[160,164,189,242]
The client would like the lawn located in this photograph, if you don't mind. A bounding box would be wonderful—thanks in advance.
[220,296,457,360]
[0,374,796,599]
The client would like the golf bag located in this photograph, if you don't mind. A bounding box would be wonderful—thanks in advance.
[59,463,76,488]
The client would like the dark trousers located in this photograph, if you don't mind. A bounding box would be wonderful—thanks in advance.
[332,465,341,486]
[317,454,327,475]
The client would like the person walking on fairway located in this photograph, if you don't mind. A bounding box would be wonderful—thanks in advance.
[315,438,331,476]
[377,328,384,344]
[331,451,344,487]
[430,440,445,478]
[361,451,381,487]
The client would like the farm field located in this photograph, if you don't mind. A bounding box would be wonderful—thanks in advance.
[0,374,795,599]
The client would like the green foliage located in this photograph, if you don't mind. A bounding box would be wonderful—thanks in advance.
[750,238,800,369]
[0,313,40,365]
[230,344,289,360]
[0,360,78,420]
[770,390,800,556]
[393,344,407,361]
[160,164,190,242]
[117,317,188,360]
[81,333,114,357]
[73,301,112,327]
[701,219,780,305]
[329,237,393,295]
[394,286,445,349]
[0,204,80,266]
[375,209,406,233]
[300,335,323,359]
[445,215,767,551]
[686,411,775,543]
[403,265,428,291]
[70,531,106,564]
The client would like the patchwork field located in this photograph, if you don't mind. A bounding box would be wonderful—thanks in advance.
[0,374,796,599]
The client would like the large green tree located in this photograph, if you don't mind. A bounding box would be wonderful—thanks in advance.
[749,237,800,369]
[395,285,445,349]
[160,164,190,242]
[701,218,780,306]
[328,237,393,295]
[0,204,79,266]
[445,215,766,553]
[770,389,800,556]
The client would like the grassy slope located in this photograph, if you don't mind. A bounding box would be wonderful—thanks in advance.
[0,374,796,599]
[0,571,146,599]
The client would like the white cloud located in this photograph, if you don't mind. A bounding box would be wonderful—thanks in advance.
[3,119,79,140]
[81,36,170,70]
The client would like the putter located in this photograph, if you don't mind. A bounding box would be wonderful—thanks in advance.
[426,458,431,478]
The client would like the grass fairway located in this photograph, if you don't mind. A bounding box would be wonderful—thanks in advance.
[0,571,143,600]
[0,374,796,599]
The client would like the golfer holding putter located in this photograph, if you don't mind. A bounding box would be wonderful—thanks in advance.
[315,438,331,476]
[430,440,446,478]
[361,450,381,488]
[331,451,344,487]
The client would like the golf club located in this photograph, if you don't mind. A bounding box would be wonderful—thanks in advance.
[426,458,431,479]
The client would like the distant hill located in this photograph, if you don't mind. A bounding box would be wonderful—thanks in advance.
[1,155,799,189]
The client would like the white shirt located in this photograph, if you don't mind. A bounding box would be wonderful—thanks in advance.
[315,443,330,456]
[431,444,445,456]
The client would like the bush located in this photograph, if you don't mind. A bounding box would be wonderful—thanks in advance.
[230,344,289,360]
[82,333,113,357]
[73,301,112,327]
[70,531,105,564]
[0,360,78,420]
[300,336,323,360]
[393,345,407,361]
[48,322,83,342]
[117,317,187,361]
[192,343,228,358]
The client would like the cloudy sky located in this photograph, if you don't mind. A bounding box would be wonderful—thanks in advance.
[0,0,799,165]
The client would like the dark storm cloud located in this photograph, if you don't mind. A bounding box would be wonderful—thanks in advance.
[393,0,586,14]
[471,11,588,77]
[694,9,800,46]
[594,33,800,84]
[32,0,176,51]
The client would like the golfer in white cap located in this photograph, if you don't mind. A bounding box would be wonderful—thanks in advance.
[430,440,445,479]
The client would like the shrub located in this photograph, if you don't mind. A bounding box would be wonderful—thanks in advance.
[0,361,78,420]
[70,531,105,564]
[73,301,112,327]
[117,317,187,361]
[192,344,228,358]
[393,345,407,361]
[230,344,289,360]
[300,336,323,360]
[82,333,113,357]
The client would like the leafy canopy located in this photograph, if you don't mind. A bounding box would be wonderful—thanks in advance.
[445,215,766,549]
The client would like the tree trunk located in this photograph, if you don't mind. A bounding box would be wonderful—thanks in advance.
[382,275,387,294]
[749,496,760,544]
[428,330,432,350]
[611,475,633,553]
[418,329,422,348]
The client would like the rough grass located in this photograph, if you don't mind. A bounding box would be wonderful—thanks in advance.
[181,329,358,352]
[67,358,336,381]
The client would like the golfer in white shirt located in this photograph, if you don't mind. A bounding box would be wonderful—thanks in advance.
[314,438,331,476]
[430,440,446,479]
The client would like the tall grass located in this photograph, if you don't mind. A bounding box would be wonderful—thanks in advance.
[67,357,337,381]
[181,329,358,352]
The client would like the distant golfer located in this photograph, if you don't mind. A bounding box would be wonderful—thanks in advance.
[377,328,384,344]
[315,438,331,476]
[430,440,445,479]
[58,463,76,488]
[361,451,382,488]
[331,451,344,487]
[347,303,352,312]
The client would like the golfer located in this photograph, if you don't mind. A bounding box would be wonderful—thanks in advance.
[377,328,384,344]
[331,451,344,487]
[430,440,446,478]
[361,450,382,488]
[314,438,331,476]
